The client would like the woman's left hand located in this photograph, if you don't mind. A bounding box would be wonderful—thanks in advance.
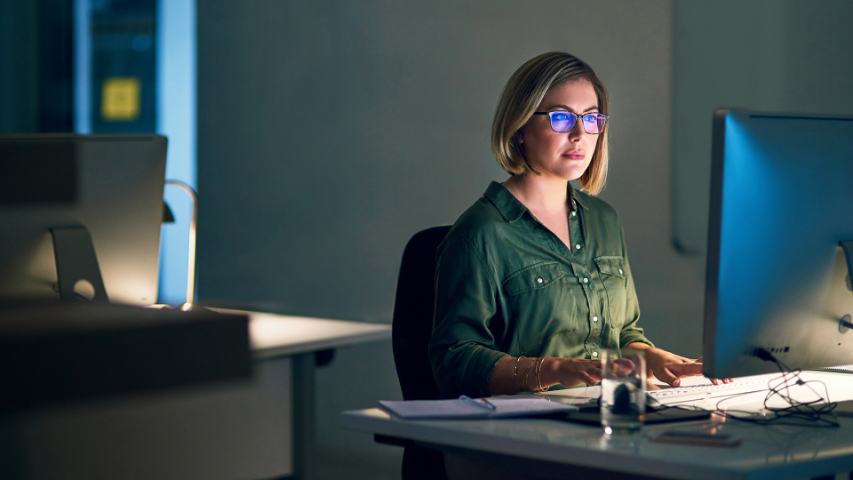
[642,348,730,387]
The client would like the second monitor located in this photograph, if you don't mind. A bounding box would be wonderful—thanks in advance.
[703,110,853,378]
[0,135,167,305]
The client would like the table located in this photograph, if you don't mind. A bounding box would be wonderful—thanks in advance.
[342,371,853,480]
[3,309,390,480]
[239,309,392,479]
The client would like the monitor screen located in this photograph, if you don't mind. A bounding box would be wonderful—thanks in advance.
[703,110,853,378]
[0,135,167,305]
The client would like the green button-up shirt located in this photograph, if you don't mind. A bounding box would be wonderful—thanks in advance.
[429,181,653,397]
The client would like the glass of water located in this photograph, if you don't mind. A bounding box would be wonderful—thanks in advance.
[600,349,646,434]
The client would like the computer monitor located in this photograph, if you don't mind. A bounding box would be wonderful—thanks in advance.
[703,110,853,378]
[0,134,167,305]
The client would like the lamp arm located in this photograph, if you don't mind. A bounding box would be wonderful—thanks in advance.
[165,179,198,309]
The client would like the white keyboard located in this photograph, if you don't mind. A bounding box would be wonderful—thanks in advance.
[648,376,773,404]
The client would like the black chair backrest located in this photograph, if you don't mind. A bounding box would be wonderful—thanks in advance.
[392,226,452,480]
[392,226,451,401]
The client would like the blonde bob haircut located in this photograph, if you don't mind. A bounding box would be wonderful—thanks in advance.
[491,52,610,195]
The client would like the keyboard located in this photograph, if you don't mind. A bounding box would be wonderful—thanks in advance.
[647,376,773,405]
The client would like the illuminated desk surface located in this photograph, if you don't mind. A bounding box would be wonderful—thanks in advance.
[235,309,391,358]
[343,371,853,480]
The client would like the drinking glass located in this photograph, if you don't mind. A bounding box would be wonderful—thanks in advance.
[600,349,646,434]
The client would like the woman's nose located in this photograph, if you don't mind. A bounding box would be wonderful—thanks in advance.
[568,118,585,141]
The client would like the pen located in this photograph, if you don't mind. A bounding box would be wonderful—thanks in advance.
[459,394,497,411]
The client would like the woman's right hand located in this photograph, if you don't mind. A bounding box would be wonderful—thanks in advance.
[489,355,602,395]
[549,358,603,387]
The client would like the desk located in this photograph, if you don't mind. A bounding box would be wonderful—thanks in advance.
[342,371,853,480]
[4,310,390,480]
[238,310,391,358]
[242,310,391,479]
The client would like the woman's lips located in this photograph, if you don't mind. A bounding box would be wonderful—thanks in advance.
[562,151,585,160]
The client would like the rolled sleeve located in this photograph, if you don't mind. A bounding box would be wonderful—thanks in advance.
[428,235,506,397]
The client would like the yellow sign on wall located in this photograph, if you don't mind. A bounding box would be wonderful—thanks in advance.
[101,77,141,121]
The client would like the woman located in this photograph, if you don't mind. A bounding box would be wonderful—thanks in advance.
[429,52,707,398]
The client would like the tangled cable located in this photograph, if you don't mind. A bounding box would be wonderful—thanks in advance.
[717,348,838,427]
[646,348,839,428]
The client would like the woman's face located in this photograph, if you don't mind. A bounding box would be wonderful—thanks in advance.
[520,78,600,181]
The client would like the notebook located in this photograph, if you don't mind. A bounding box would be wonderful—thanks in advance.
[379,394,578,420]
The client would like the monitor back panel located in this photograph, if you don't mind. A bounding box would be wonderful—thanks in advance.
[705,111,853,378]
[0,135,166,305]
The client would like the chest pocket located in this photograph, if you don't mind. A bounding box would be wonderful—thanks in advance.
[595,256,628,329]
[595,256,626,280]
[502,262,577,355]
[503,262,568,296]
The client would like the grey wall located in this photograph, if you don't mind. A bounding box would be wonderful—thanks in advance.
[672,0,853,253]
[196,1,677,478]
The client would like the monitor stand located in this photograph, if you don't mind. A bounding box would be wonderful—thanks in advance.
[50,226,109,302]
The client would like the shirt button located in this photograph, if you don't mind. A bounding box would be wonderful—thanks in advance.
[592,316,599,322]
[591,351,599,358]
[582,277,589,284]
[571,211,577,217]
[619,268,624,275]
[575,244,582,250]
[536,277,544,284]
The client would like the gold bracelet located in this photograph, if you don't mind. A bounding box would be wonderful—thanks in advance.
[521,357,536,391]
[513,355,525,376]
[536,356,547,392]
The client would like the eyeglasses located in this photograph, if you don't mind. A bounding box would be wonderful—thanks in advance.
[533,111,609,134]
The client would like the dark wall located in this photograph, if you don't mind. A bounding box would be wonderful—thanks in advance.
[672,0,853,252]
[0,0,73,133]
[1,1,39,132]
[195,0,676,323]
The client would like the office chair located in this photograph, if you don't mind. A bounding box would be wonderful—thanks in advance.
[391,225,451,480]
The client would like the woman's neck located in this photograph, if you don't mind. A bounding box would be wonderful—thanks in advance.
[503,173,570,214]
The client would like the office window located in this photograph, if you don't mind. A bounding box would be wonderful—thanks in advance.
[88,0,158,133]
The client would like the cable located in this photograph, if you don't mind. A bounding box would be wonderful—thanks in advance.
[718,348,839,427]
[645,349,840,428]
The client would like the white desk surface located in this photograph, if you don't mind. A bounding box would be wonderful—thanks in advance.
[342,371,853,480]
[215,308,391,359]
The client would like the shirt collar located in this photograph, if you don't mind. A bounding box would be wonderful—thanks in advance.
[484,181,586,223]
[570,184,588,211]
[484,181,525,222]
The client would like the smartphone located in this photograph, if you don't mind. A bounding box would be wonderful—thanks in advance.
[649,430,741,448]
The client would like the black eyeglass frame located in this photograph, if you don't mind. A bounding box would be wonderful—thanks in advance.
[532,111,609,134]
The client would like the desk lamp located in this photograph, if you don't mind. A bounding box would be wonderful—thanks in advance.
[163,179,198,311]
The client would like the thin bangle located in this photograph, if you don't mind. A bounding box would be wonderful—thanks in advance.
[513,355,525,376]
[536,356,547,392]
